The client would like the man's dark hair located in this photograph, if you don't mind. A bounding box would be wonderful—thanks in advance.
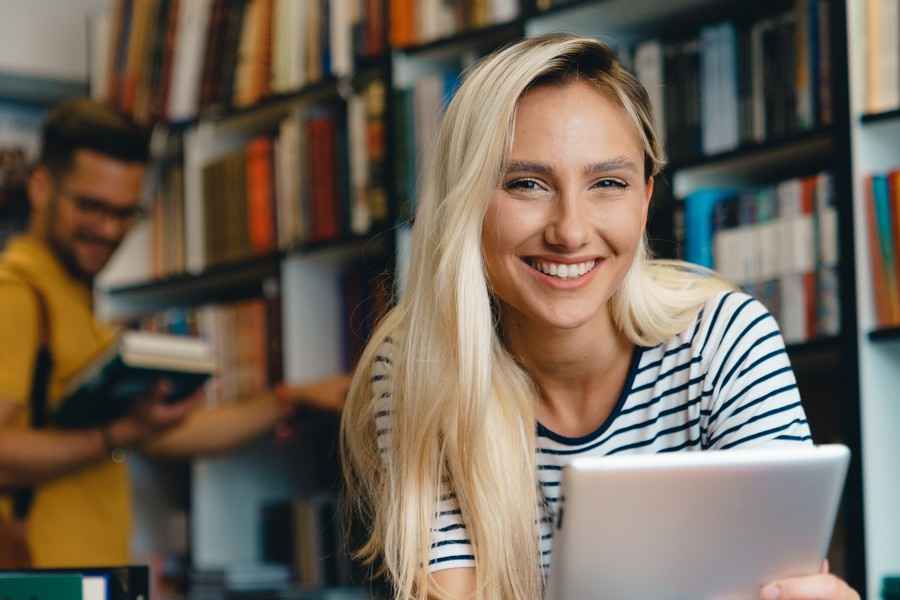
[39,99,151,176]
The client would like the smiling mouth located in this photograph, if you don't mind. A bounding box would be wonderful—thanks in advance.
[524,257,599,280]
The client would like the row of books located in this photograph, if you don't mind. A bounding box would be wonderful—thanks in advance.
[261,495,359,589]
[94,0,385,125]
[150,79,386,276]
[140,256,388,407]
[679,172,840,344]
[865,0,900,114]
[389,0,520,48]
[393,65,462,218]
[629,0,832,161]
[142,295,282,407]
[865,170,900,328]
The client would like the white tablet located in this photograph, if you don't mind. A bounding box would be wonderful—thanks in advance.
[546,444,849,600]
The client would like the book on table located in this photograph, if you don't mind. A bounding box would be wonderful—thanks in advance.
[0,565,149,600]
[53,331,215,429]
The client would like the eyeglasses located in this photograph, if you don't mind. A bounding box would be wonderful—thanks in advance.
[64,192,147,225]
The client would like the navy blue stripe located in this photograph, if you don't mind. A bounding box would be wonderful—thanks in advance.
[707,368,795,425]
[371,374,387,383]
[619,375,705,417]
[775,434,813,442]
[438,509,461,517]
[379,392,391,399]
[541,394,702,456]
[541,532,553,540]
[707,310,772,391]
[606,417,701,455]
[439,493,456,502]
[699,292,735,358]
[729,382,798,419]
[630,356,701,393]
[537,464,562,470]
[374,355,392,365]
[720,419,809,450]
[429,554,475,565]
[708,401,804,448]
[718,331,780,390]
[437,523,466,533]
[541,481,560,487]
[635,342,689,375]
[738,345,786,379]
[431,539,470,548]
[374,410,391,419]
[635,314,703,377]
[657,436,702,453]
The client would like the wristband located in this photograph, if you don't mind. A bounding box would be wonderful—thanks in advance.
[100,426,126,463]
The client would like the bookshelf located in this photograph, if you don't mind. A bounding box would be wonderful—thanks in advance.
[90,0,883,596]
[848,0,900,594]
[861,108,900,125]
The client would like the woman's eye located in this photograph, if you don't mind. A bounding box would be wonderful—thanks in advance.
[594,178,628,189]
[505,179,544,192]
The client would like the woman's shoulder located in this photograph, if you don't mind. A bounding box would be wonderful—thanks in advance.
[657,290,782,361]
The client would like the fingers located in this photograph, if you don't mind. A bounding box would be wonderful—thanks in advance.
[761,574,859,600]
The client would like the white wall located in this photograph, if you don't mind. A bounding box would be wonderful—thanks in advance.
[0,0,109,81]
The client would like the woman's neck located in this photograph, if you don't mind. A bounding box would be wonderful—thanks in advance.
[503,309,635,435]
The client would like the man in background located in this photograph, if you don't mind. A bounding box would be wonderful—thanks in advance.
[0,99,349,567]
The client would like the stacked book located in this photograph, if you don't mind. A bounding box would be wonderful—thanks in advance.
[389,0,520,48]
[679,172,840,344]
[93,0,385,125]
[393,65,462,219]
[143,297,283,407]
[864,170,900,328]
[630,0,832,161]
[865,0,900,114]
[149,79,386,275]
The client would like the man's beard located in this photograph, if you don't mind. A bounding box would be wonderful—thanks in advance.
[44,198,118,286]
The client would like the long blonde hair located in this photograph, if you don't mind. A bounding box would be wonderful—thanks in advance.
[341,34,732,599]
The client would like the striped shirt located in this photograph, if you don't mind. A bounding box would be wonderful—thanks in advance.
[370,291,812,573]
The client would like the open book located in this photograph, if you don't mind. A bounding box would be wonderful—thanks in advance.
[53,331,215,429]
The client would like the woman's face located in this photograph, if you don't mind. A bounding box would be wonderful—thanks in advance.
[482,80,653,333]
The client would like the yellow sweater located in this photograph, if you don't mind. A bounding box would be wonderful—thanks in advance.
[0,235,131,567]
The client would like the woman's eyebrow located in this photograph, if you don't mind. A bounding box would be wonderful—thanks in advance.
[583,157,639,175]
[504,160,553,175]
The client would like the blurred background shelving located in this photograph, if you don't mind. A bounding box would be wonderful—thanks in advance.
[0,0,897,598]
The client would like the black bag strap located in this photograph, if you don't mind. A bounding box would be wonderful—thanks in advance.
[8,275,53,520]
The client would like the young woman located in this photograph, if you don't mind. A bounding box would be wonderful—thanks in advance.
[340,34,859,600]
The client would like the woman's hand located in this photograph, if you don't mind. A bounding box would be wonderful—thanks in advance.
[274,373,352,412]
[760,561,859,600]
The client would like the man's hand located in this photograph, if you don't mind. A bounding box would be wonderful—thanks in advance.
[760,560,859,600]
[104,380,195,449]
[274,374,352,413]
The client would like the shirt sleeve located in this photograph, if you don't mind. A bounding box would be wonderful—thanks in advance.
[370,338,476,573]
[699,292,813,450]
[0,279,41,408]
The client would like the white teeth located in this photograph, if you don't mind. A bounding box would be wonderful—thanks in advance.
[531,259,597,280]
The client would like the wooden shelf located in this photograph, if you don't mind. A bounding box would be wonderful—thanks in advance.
[668,128,834,173]
[860,109,900,125]
[0,71,87,107]
[868,326,900,342]
[395,19,525,56]
[161,61,389,132]
[101,233,385,316]
[786,335,843,355]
